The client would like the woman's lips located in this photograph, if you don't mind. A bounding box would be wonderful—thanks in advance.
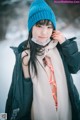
[38,36,47,39]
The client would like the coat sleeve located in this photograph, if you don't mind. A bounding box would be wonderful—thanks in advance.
[5,49,33,120]
[61,38,80,74]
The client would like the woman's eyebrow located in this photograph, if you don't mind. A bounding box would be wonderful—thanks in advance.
[49,23,52,25]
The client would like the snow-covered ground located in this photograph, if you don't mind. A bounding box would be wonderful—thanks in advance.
[0,4,80,112]
[0,25,80,113]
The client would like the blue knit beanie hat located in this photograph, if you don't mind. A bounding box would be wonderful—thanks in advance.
[28,0,56,31]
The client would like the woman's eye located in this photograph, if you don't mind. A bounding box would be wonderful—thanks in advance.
[48,26,53,29]
[36,25,42,27]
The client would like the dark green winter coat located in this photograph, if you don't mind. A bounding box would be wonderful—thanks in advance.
[5,37,80,120]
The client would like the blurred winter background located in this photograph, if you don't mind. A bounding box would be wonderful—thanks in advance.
[0,0,80,112]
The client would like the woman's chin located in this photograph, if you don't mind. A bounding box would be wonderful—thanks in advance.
[37,38,48,42]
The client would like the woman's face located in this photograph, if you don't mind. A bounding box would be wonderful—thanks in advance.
[32,21,53,43]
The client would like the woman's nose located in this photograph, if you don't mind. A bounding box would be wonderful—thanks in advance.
[41,27,48,35]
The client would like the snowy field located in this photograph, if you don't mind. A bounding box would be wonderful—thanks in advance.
[0,26,80,112]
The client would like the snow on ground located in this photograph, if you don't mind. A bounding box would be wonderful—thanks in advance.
[0,16,80,112]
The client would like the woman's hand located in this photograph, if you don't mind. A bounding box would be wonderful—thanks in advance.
[51,30,66,44]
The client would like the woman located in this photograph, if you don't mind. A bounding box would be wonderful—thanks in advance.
[5,0,80,120]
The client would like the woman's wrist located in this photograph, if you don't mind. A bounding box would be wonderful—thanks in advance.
[59,37,66,44]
